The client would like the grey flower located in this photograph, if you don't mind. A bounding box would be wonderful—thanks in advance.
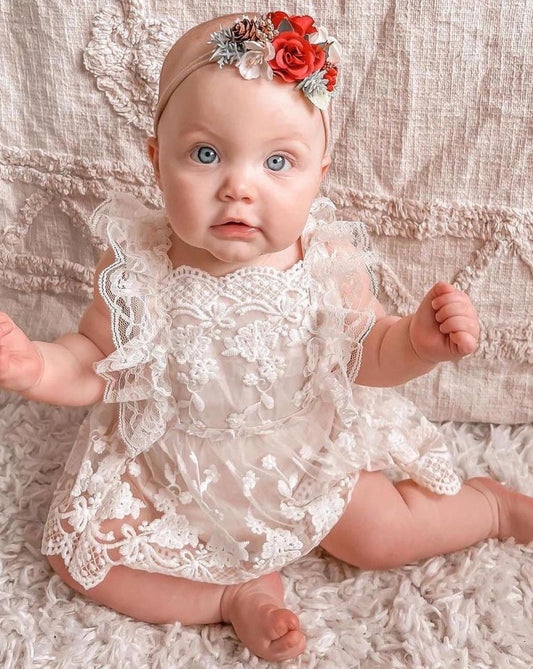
[210,27,244,66]
[296,70,332,110]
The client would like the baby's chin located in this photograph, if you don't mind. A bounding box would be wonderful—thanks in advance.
[206,244,300,275]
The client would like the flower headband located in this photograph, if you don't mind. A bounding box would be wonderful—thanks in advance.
[209,12,341,110]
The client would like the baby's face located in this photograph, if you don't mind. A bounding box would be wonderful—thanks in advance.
[150,65,330,274]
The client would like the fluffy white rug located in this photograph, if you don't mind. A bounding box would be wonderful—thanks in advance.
[1,397,533,668]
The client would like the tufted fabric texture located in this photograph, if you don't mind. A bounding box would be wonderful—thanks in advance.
[0,0,531,422]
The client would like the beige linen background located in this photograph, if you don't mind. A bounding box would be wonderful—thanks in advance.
[0,0,531,422]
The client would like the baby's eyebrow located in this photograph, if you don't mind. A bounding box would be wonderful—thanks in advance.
[178,124,220,138]
[268,136,313,151]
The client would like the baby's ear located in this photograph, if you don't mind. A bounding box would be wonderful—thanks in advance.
[147,136,161,185]
[321,155,331,179]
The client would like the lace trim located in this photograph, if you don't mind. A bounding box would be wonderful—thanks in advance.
[169,259,304,282]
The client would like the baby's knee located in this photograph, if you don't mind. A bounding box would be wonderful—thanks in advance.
[323,524,410,571]
[353,531,408,571]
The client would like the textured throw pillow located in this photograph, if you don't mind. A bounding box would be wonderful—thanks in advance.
[0,0,531,421]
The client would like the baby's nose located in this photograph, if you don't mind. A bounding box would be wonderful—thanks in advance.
[217,166,257,202]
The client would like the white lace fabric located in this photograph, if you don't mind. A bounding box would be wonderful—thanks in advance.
[42,194,461,590]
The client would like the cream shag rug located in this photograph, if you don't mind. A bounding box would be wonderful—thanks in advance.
[1,398,533,669]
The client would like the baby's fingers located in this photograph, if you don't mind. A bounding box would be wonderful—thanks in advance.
[429,281,457,301]
[449,330,478,355]
[438,315,479,338]
[434,301,477,324]
[431,288,471,311]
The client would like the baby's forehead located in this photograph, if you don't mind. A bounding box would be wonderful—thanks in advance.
[166,66,323,139]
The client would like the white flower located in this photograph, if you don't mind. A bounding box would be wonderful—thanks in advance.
[127,461,141,477]
[101,482,145,520]
[199,465,220,494]
[299,444,314,460]
[246,512,266,535]
[227,412,247,429]
[237,40,275,80]
[261,454,277,470]
[118,525,146,562]
[153,488,177,514]
[387,428,418,463]
[309,27,341,65]
[171,324,210,364]
[242,470,258,495]
[89,429,108,455]
[148,514,199,550]
[334,432,356,454]
[305,86,331,111]
[178,491,193,505]
[243,372,259,386]
[189,357,218,385]
[261,528,303,565]
[308,490,345,534]
[258,356,286,383]
[206,530,249,567]
[223,320,279,362]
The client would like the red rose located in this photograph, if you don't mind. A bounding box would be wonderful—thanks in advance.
[323,65,338,91]
[268,12,317,36]
[269,32,326,83]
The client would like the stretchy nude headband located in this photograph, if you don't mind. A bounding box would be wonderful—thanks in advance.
[154,56,331,153]
[153,12,341,155]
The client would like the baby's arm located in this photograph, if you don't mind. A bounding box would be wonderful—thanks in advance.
[0,249,116,406]
[356,281,479,387]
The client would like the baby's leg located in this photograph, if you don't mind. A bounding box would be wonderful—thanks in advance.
[321,470,533,569]
[47,555,305,662]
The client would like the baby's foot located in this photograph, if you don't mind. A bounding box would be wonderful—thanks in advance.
[220,572,306,661]
[469,476,533,545]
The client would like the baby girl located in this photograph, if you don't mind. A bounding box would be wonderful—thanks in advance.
[1,11,532,663]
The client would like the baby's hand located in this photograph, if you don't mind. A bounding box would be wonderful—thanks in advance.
[0,312,43,392]
[409,282,480,363]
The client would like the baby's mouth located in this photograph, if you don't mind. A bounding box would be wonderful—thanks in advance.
[218,217,254,227]
[212,220,258,236]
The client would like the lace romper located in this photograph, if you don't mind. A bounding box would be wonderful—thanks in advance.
[42,194,461,590]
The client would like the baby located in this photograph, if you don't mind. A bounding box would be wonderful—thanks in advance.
[1,11,533,663]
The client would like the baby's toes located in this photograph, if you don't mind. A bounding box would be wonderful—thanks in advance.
[262,606,306,660]
[269,628,306,660]
[268,606,300,638]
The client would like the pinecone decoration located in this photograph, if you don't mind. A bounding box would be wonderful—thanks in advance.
[230,17,261,42]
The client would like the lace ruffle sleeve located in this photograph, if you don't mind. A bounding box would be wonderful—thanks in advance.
[302,199,461,495]
[302,198,378,424]
[90,193,173,458]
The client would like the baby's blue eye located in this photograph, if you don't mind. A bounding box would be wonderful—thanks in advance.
[193,146,218,164]
[266,154,289,172]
